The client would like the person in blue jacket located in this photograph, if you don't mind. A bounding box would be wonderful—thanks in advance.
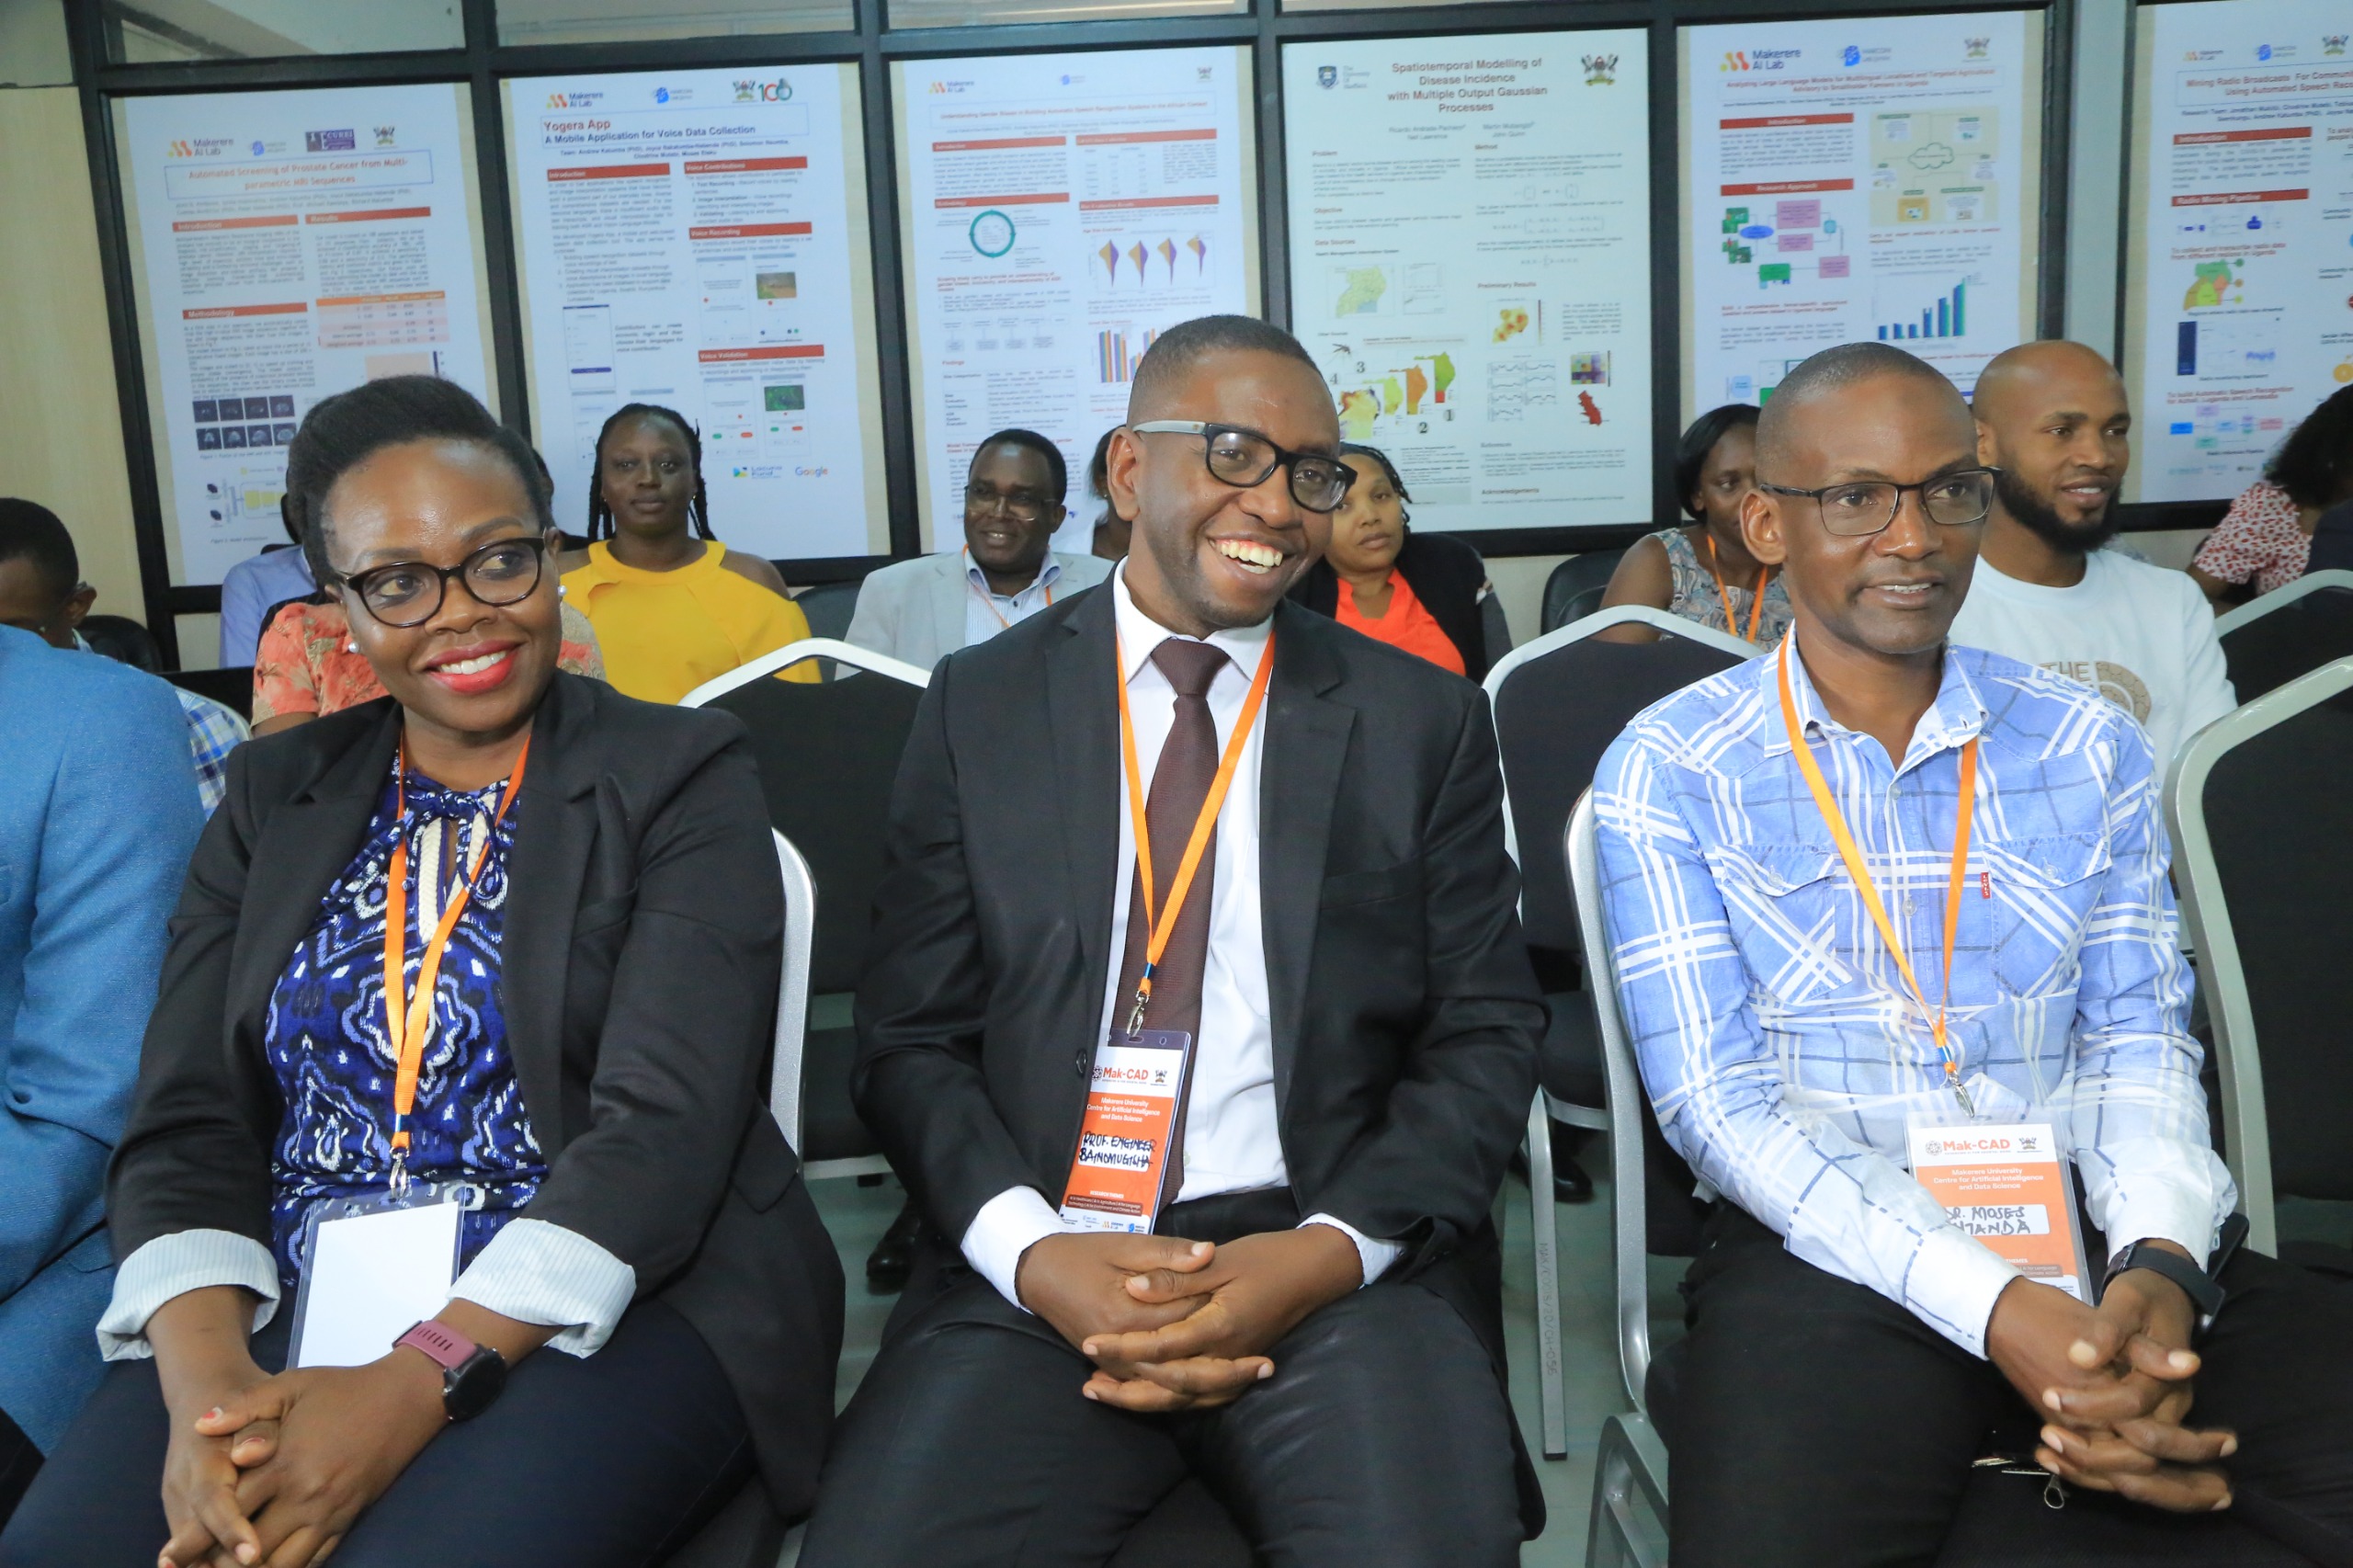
[0,625,202,1526]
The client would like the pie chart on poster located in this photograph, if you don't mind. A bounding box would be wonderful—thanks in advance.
[969,210,1016,258]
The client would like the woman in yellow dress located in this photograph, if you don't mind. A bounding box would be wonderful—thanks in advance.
[558,403,816,703]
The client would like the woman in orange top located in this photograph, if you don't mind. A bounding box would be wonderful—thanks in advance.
[1287,444,1491,678]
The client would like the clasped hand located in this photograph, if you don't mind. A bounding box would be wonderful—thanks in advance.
[1015,1225,1363,1413]
[1984,1257,2234,1514]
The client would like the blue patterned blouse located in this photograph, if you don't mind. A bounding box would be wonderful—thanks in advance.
[264,765,546,1290]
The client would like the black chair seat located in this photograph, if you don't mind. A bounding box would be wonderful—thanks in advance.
[1540,989,1605,1108]
[800,1024,879,1164]
[1105,1479,1250,1567]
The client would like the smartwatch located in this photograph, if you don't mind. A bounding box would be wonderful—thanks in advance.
[2101,1241,2226,1337]
[393,1319,509,1422]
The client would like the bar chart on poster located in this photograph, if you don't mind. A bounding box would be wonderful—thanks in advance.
[895,47,1255,551]
[119,85,492,586]
[506,65,885,560]
[1680,12,2040,418]
[1283,30,1654,533]
[2124,0,2353,504]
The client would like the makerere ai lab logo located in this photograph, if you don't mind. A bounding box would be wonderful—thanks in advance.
[733,76,792,102]
[545,91,603,109]
[1583,53,1619,85]
[1723,47,1801,72]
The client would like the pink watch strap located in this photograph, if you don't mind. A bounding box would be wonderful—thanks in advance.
[394,1319,476,1371]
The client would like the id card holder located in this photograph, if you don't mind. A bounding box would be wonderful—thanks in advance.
[1905,1113,2092,1301]
[1058,1029,1195,1234]
[288,1182,474,1369]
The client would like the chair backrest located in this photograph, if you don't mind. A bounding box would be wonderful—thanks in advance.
[768,829,816,1149]
[2214,570,2353,704]
[2165,656,2353,1256]
[1485,606,1756,980]
[165,666,255,722]
[1540,548,1627,633]
[792,579,861,644]
[685,640,929,993]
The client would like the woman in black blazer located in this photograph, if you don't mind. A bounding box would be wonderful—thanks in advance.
[0,379,842,1568]
[1286,444,1493,678]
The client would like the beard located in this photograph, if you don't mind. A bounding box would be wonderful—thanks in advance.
[1995,465,2119,555]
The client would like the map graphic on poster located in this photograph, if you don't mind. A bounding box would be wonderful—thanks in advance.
[898,49,1252,551]
[506,66,881,561]
[2127,0,2353,503]
[1285,30,1653,531]
[1682,13,2039,416]
[121,86,491,585]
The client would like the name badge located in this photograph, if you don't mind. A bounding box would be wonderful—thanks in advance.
[288,1184,470,1368]
[1906,1119,2090,1301]
[1058,1029,1194,1233]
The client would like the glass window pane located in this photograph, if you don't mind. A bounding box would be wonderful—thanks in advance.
[1283,0,1480,9]
[103,0,461,61]
[0,0,73,85]
[496,0,850,46]
[890,0,1243,27]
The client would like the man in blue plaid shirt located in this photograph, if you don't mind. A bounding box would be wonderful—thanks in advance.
[1594,342,2353,1567]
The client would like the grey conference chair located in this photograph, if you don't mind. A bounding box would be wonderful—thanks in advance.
[790,579,862,651]
[2167,655,2353,1263]
[1540,548,1627,633]
[2211,569,2353,705]
[684,639,930,1181]
[1484,606,1756,1459]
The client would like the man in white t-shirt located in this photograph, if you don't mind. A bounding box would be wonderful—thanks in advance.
[1951,340,2234,767]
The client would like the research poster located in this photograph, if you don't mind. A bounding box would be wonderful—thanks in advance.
[1285,32,1653,532]
[2126,2,2353,504]
[896,48,1255,550]
[121,86,491,586]
[507,66,884,561]
[1681,12,2040,415]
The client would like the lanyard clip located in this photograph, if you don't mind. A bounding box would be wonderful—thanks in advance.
[388,1147,412,1198]
[1945,1062,1976,1121]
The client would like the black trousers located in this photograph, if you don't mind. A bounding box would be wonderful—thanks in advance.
[0,1299,752,1568]
[799,1190,1528,1568]
[1669,1205,2353,1568]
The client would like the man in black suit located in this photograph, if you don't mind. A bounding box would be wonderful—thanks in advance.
[798,315,1543,1565]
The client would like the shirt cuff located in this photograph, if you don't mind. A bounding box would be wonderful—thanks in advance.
[1300,1213,1403,1288]
[449,1218,637,1358]
[1904,1223,2026,1360]
[961,1187,1071,1312]
[97,1229,281,1362]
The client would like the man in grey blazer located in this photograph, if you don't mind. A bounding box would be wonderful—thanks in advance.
[847,428,1112,670]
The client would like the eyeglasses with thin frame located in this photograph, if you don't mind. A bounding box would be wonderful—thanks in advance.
[1756,467,1999,537]
[333,535,550,628]
[1128,421,1357,514]
[963,483,1056,525]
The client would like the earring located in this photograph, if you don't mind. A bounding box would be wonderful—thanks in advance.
[347,642,358,653]
[558,583,568,598]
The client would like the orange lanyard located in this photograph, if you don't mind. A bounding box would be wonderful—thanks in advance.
[967,549,1052,629]
[1701,531,1770,644]
[383,738,529,1187]
[1776,641,1980,1114]
[1112,630,1275,1034]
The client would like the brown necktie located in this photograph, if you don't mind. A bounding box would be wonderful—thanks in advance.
[1114,640,1230,1210]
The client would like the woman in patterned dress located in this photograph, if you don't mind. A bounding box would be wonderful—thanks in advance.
[4,377,841,1568]
[2189,384,2353,607]
[1597,403,1794,646]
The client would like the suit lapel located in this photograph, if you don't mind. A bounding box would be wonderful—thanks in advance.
[498,675,597,1153]
[1046,586,1121,1017]
[932,553,969,662]
[1258,605,1353,1109]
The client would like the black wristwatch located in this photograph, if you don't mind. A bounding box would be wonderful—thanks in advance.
[393,1319,509,1422]
[2102,1241,2226,1337]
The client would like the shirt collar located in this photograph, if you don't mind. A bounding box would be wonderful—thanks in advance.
[964,547,1061,600]
[1111,560,1271,685]
[1762,625,1989,767]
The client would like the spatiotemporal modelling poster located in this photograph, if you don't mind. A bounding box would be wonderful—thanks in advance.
[1284,33,1652,532]
[896,48,1254,551]
[507,66,885,560]
[1681,12,2039,415]
[2126,2,2353,504]
[120,86,491,585]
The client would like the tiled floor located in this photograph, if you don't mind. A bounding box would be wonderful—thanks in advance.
[798,1140,1659,1567]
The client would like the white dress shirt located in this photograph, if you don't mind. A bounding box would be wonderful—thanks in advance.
[959,566,1404,1307]
[961,548,1065,650]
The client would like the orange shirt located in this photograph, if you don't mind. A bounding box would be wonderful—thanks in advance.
[1335,571,1466,676]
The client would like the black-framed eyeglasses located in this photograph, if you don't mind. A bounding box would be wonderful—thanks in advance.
[1129,420,1357,514]
[333,535,549,628]
[963,483,1055,525]
[1756,467,1999,537]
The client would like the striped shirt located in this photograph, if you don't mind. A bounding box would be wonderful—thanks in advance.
[1592,633,2232,1356]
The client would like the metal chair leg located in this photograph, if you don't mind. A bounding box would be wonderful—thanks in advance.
[1585,1413,1670,1568]
[1526,1090,1567,1459]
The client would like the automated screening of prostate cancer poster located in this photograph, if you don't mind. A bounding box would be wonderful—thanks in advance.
[1284,33,1654,532]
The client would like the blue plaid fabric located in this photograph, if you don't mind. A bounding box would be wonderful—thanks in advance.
[174,687,246,816]
[1592,634,2233,1356]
